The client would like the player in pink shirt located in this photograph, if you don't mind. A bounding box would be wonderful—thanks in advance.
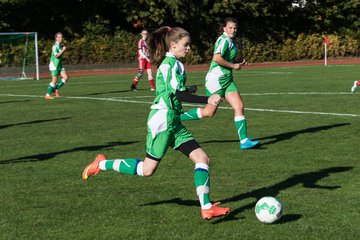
[131,29,155,91]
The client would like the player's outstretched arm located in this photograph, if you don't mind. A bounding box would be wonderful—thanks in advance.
[176,90,221,105]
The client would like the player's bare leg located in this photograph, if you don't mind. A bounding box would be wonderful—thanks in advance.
[225,91,259,149]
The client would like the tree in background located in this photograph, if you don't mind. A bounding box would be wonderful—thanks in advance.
[0,0,358,64]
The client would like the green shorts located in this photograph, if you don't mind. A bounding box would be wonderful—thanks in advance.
[206,81,239,97]
[51,67,65,77]
[146,109,194,160]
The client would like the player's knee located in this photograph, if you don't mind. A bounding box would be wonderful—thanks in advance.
[137,70,144,78]
[197,153,210,165]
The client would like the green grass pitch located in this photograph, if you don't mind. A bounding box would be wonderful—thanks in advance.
[0,64,359,239]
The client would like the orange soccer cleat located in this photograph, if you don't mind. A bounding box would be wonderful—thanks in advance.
[201,202,230,220]
[82,154,107,180]
[54,90,61,97]
[44,95,54,100]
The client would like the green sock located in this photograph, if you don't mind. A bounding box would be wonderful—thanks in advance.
[99,158,142,175]
[56,79,66,90]
[235,116,248,142]
[195,163,211,209]
[47,83,55,95]
[181,108,201,121]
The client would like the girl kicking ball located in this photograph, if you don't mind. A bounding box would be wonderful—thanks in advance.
[82,26,230,220]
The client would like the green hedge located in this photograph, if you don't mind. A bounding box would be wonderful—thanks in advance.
[1,31,359,68]
[239,34,359,63]
[63,32,359,64]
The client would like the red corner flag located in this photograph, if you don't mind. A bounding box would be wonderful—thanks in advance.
[323,36,331,45]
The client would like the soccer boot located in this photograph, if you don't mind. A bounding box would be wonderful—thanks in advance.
[351,80,358,93]
[201,202,230,220]
[150,88,155,91]
[82,154,106,180]
[240,138,260,149]
[54,90,61,97]
[131,84,138,91]
[44,95,54,100]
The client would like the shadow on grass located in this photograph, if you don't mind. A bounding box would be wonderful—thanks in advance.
[81,89,133,96]
[82,84,202,97]
[0,100,32,104]
[276,214,302,224]
[0,117,71,129]
[141,166,353,224]
[0,141,139,164]
[256,123,350,146]
[201,123,351,147]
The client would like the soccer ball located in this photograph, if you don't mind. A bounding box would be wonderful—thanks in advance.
[255,196,283,224]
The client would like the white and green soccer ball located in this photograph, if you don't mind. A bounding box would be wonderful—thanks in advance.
[255,196,283,224]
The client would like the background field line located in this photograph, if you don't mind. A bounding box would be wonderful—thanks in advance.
[112,92,356,98]
[1,93,359,117]
[241,92,355,96]
[0,81,118,88]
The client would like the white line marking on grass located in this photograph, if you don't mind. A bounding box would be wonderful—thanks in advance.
[112,92,355,99]
[244,108,360,117]
[268,64,359,69]
[112,96,155,99]
[1,93,359,117]
[0,81,118,88]
[241,71,294,75]
[180,104,360,117]
[241,92,354,96]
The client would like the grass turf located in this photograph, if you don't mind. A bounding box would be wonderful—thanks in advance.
[0,64,359,239]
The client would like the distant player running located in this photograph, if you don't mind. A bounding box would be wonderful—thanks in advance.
[181,18,260,149]
[131,29,155,91]
[351,80,360,93]
[45,32,69,100]
[82,26,230,220]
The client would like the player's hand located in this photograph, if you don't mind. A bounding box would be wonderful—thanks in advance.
[208,94,222,106]
[232,63,242,70]
[62,46,67,51]
[233,59,248,70]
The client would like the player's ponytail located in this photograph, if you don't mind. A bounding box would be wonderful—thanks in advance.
[147,26,190,67]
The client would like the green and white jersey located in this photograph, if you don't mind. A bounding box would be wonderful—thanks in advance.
[205,32,238,94]
[146,52,193,158]
[49,42,63,71]
[150,52,187,113]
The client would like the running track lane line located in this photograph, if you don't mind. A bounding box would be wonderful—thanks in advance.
[1,93,359,118]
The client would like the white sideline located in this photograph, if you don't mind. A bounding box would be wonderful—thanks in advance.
[0,93,359,118]
[241,92,354,96]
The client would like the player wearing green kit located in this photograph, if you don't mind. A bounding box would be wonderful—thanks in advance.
[45,32,69,100]
[181,18,260,150]
[82,26,230,220]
